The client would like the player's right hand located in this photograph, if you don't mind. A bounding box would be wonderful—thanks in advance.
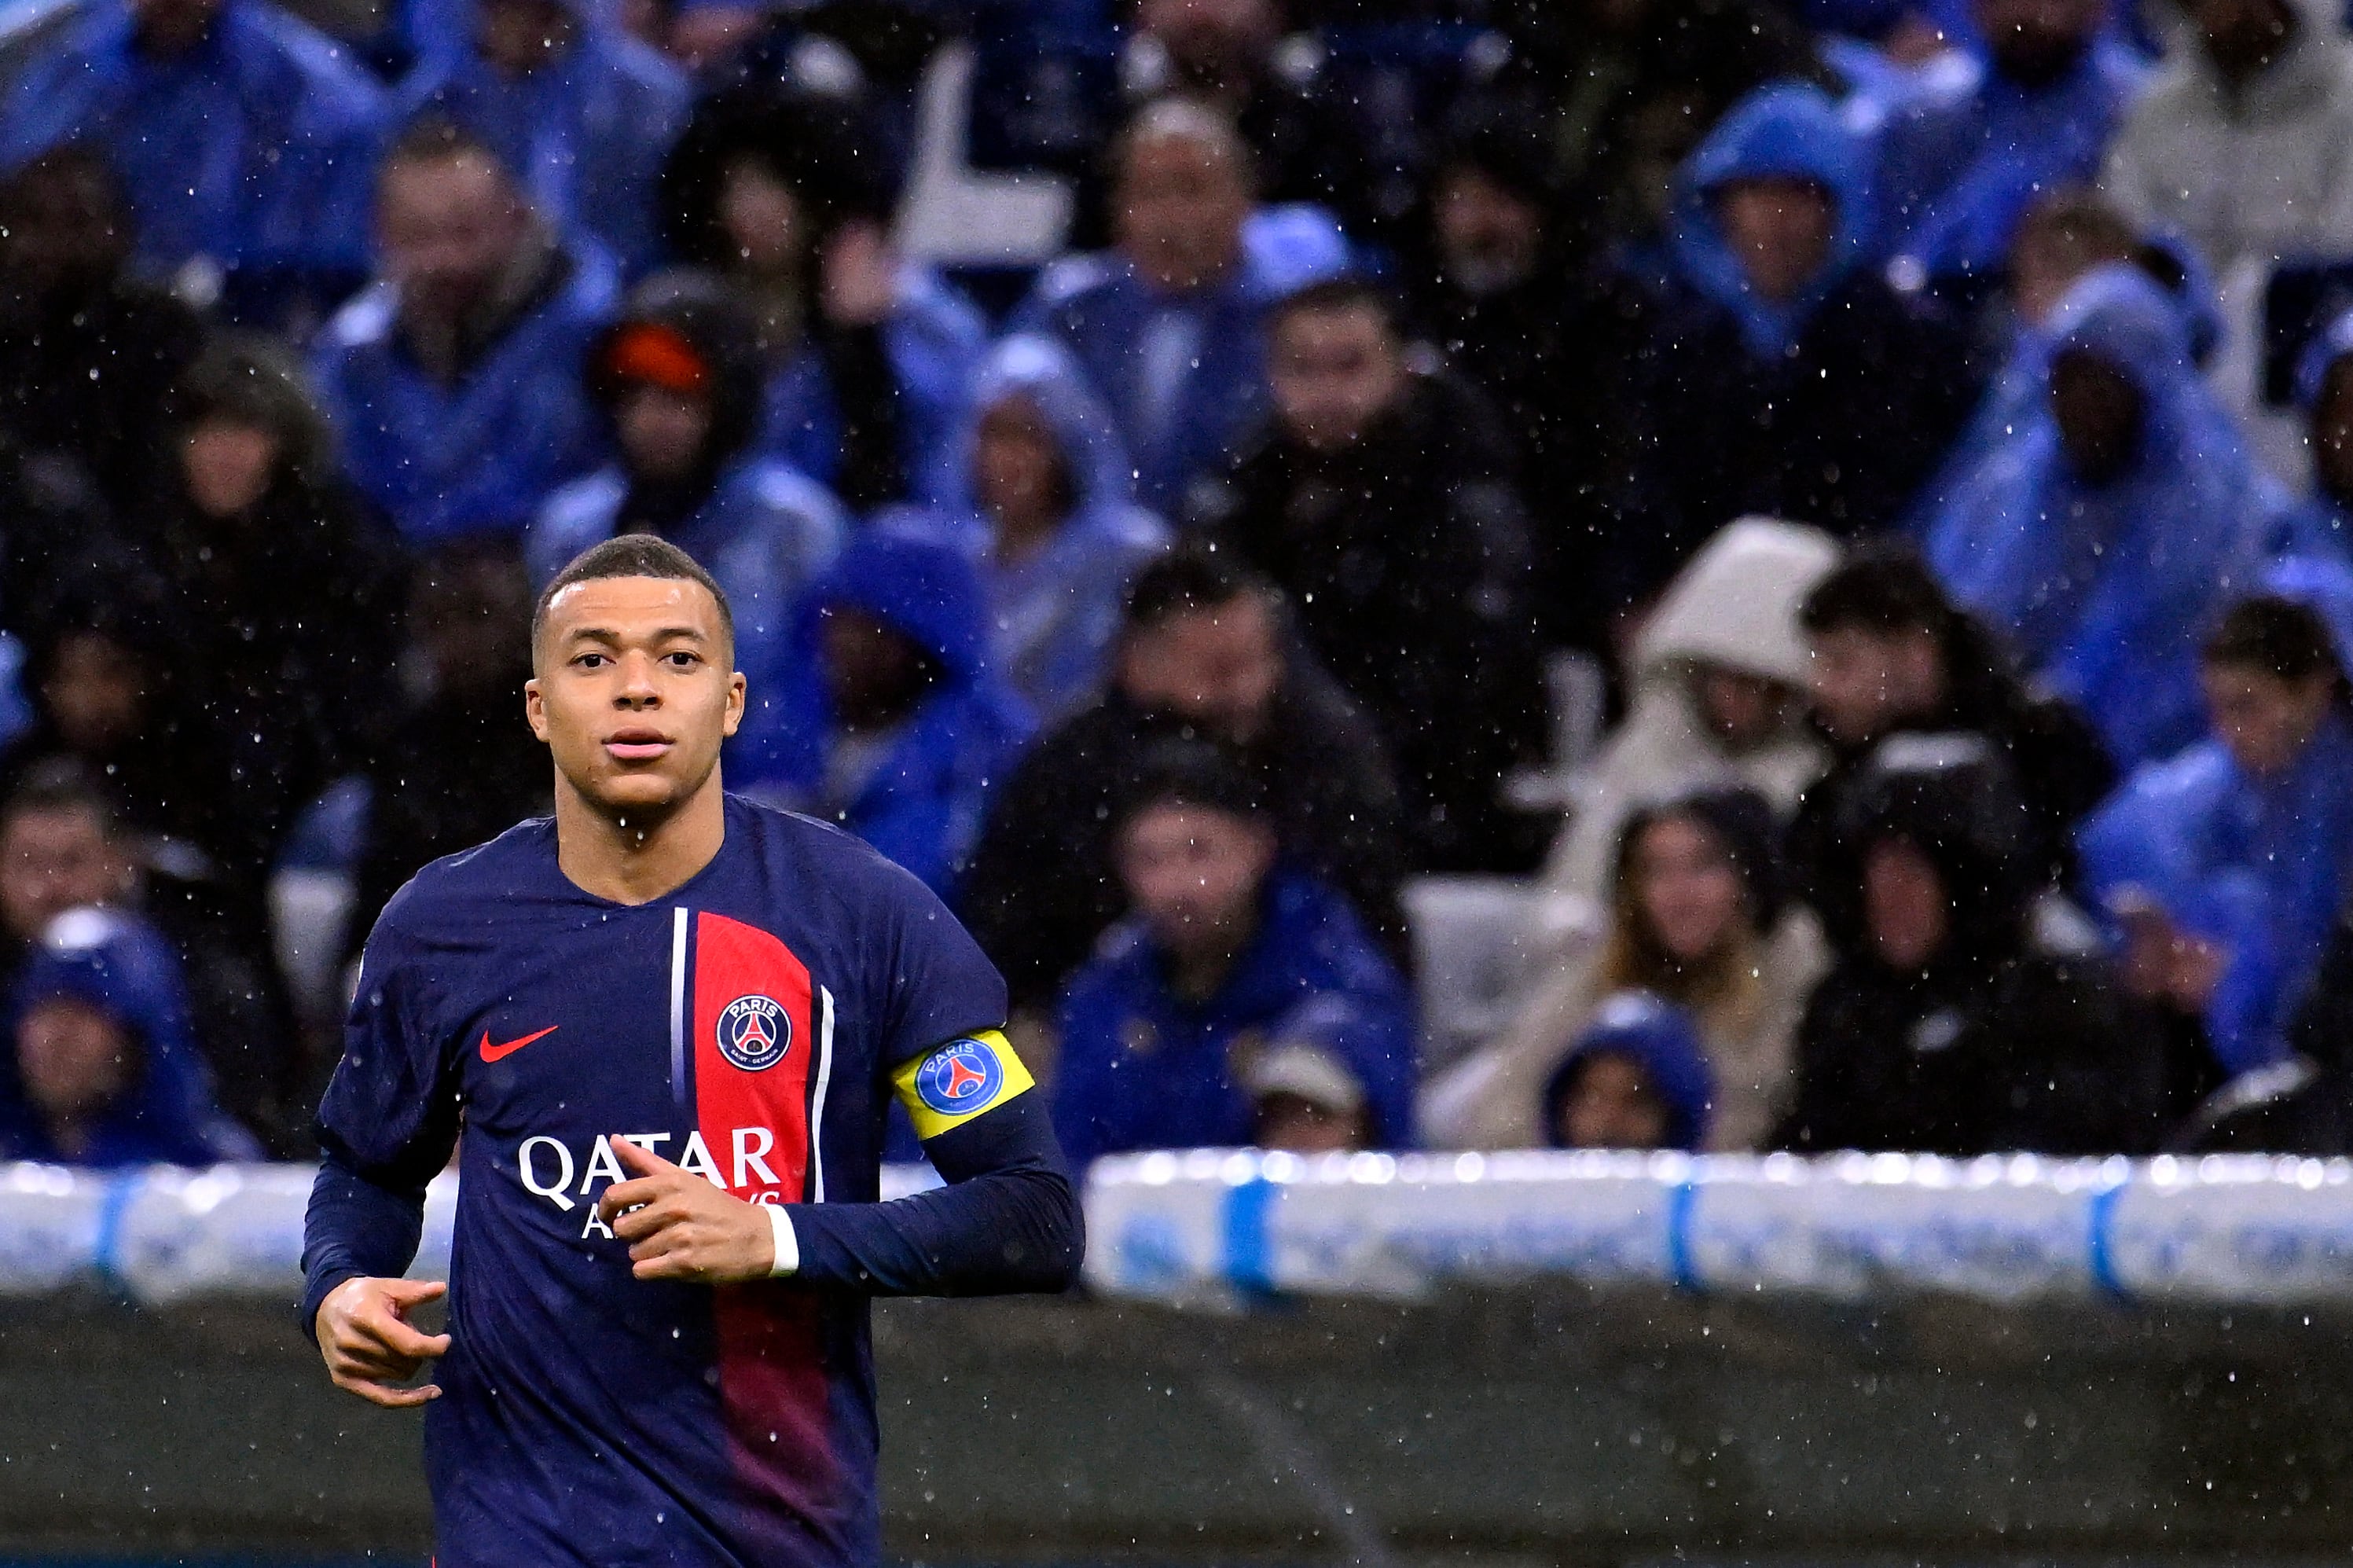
[316,1276,452,1408]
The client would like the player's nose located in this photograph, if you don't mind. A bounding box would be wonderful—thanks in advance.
[613,650,663,706]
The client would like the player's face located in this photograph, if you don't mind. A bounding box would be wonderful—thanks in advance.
[526,576,745,821]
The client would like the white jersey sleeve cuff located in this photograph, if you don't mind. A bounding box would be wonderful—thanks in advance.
[765,1202,799,1278]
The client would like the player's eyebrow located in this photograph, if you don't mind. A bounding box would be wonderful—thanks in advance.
[563,625,712,648]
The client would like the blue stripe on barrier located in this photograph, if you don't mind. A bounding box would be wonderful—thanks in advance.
[91,1171,141,1290]
[2087,1181,2130,1303]
[1224,1173,1277,1295]
[1667,1177,1701,1294]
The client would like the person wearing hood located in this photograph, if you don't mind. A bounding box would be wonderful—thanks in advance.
[753,527,1034,900]
[1922,263,2285,769]
[1780,736,2206,1155]
[2278,306,2353,560]
[659,79,987,513]
[0,0,388,303]
[394,0,689,281]
[1052,738,1414,1166]
[527,270,848,767]
[2099,0,2353,280]
[1191,276,1550,873]
[1544,518,1842,904]
[1871,0,2147,303]
[1429,788,1827,1153]
[1008,96,1350,515]
[0,905,260,1166]
[910,334,1171,725]
[1788,545,2114,949]
[1542,992,1716,1152]
[1611,83,1980,613]
[2079,582,2353,1075]
[311,119,619,546]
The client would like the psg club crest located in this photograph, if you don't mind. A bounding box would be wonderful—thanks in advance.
[716,994,791,1073]
[914,1038,1004,1118]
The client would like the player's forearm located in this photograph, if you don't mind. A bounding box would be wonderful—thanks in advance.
[784,1096,1084,1296]
[299,1152,429,1342]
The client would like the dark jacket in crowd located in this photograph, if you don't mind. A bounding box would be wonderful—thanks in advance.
[1190,368,1549,872]
[2180,914,2353,1155]
[962,660,1409,1013]
[0,268,203,512]
[1779,739,2210,1156]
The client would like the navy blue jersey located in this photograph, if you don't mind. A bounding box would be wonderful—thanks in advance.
[301,795,1079,1566]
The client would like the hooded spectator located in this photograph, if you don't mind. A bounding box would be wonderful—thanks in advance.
[1788,545,2114,949]
[1872,0,2146,297]
[659,80,987,512]
[2079,582,2353,1074]
[0,0,387,304]
[1612,83,1979,610]
[1240,1035,1375,1155]
[311,119,619,546]
[139,336,403,890]
[1541,992,1716,1152]
[1780,735,2204,1155]
[0,905,260,1166]
[1052,739,1415,1166]
[1192,277,1549,872]
[1544,519,1842,904]
[0,149,203,514]
[1008,97,1349,513]
[529,271,847,766]
[913,334,1170,724]
[2100,0,2353,277]
[757,527,1033,898]
[0,762,293,1151]
[395,0,691,279]
[1427,788,1827,1153]
[963,547,1406,1012]
[1923,264,2284,768]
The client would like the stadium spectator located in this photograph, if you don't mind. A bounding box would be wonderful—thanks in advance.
[1870,0,2145,299]
[1611,83,1978,612]
[914,335,1170,724]
[1052,740,1414,1166]
[0,905,260,1166]
[311,119,618,546]
[139,336,403,894]
[1787,547,2113,951]
[2180,890,2353,1151]
[351,543,552,965]
[2283,307,2353,558]
[395,0,691,279]
[0,762,294,1151]
[1008,97,1348,514]
[2079,586,2353,1075]
[659,81,987,511]
[1542,519,1841,904]
[754,527,1033,899]
[0,0,387,307]
[1426,788,1827,1153]
[1779,736,2204,1155]
[1241,1037,1375,1154]
[528,272,847,766]
[0,149,203,514]
[2100,0,2353,277]
[1191,277,1547,872]
[1540,992,1716,1152]
[1923,263,2283,769]
[962,549,1407,1014]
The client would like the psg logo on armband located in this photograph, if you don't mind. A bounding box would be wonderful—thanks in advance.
[913,1037,1004,1117]
[717,994,791,1072]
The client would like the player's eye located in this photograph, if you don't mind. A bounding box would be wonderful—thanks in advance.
[664,652,700,668]
[573,652,608,669]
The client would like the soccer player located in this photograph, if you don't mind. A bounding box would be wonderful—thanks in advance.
[299,534,1081,1564]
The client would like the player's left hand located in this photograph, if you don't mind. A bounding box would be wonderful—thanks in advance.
[597,1136,776,1284]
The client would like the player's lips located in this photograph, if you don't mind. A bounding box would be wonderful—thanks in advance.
[602,727,675,762]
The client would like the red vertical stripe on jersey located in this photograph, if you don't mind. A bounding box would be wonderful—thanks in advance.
[688,912,839,1537]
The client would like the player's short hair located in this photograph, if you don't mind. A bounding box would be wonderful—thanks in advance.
[2204,594,2344,689]
[1122,546,1277,633]
[530,534,736,656]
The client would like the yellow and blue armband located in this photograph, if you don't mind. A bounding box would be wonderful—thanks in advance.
[890,1029,1036,1140]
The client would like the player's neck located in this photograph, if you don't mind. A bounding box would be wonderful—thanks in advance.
[553,776,729,905]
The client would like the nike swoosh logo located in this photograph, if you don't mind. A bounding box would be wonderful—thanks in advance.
[480,1026,559,1063]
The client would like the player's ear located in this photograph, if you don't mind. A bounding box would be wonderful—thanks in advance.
[523,677,550,742]
[722,669,747,737]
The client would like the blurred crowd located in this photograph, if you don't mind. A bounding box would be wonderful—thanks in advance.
[9,0,2353,1170]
